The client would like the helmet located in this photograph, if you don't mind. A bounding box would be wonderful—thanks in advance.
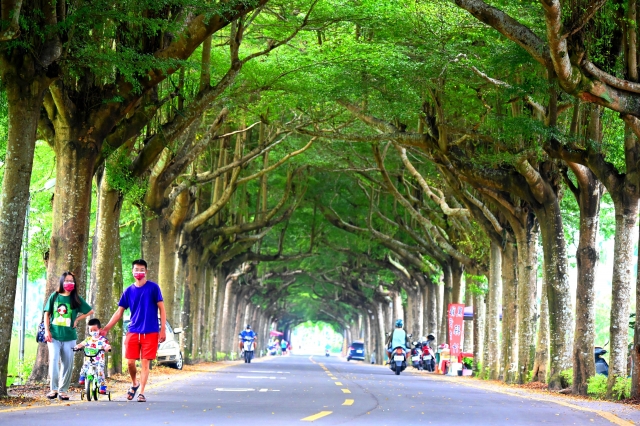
[246,324,251,329]
[395,319,403,328]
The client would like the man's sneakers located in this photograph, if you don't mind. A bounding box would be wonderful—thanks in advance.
[79,376,85,385]
[99,385,107,394]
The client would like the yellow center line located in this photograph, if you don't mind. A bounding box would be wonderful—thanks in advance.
[301,411,333,421]
[341,389,351,394]
[335,382,343,386]
[342,399,354,406]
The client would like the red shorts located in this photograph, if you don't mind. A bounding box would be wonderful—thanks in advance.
[125,332,159,360]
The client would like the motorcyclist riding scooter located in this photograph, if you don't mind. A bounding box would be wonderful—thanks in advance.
[386,319,412,375]
[239,324,257,363]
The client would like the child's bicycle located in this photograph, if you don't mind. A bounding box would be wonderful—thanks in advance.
[73,347,111,401]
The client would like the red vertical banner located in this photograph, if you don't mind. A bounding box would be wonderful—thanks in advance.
[448,303,465,357]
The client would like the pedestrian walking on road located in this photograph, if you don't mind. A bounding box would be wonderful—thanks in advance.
[280,339,288,355]
[102,259,166,402]
[43,271,94,400]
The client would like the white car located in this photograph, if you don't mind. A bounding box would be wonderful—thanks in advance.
[123,319,184,370]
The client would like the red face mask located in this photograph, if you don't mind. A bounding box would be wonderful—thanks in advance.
[133,272,146,280]
[63,282,75,292]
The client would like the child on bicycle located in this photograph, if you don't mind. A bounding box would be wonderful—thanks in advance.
[74,318,111,394]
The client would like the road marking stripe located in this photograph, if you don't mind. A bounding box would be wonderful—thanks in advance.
[341,389,351,394]
[0,358,254,414]
[301,411,332,421]
[342,399,354,406]
[335,382,343,385]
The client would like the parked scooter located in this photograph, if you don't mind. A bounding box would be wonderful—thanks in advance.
[421,334,436,372]
[595,346,609,376]
[410,342,423,370]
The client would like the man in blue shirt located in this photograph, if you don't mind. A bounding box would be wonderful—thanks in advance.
[239,324,257,352]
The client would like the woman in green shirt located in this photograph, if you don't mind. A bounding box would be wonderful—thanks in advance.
[43,272,93,400]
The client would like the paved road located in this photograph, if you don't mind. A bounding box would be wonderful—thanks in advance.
[0,355,627,425]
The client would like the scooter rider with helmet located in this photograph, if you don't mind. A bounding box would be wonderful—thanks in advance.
[385,319,412,360]
[239,324,257,352]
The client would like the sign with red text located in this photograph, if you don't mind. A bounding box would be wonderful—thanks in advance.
[447,303,465,357]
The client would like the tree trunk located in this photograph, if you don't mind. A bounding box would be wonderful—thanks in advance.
[0,78,48,394]
[392,290,403,324]
[405,285,421,337]
[473,291,486,373]
[532,275,550,383]
[158,221,180,325]
[464,279,474,352]
[90,167,125,376]
[425,278,437,337]
[570,164,603,395]
[485,241,502,380]
[91,168,124,329]
[514,215,539,384]
[608,195,638,395]
[535,203,573,390]
[210,268,224,360]
[436,277,444,345]
[441,263,452,345]
[451,258,464,304]
[32,134,98,382]
[109,241,124,375]
[376,301,386,363]
[141,213,161,282]
[501,239,518,383]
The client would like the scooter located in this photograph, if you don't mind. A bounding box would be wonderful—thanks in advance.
[410,342,423,370]
[421,334,436,372]
[595,346,609,376]
[242,337,255,363]
[390,346,408,375]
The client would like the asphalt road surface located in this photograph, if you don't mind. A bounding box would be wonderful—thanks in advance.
[0,355,627,425]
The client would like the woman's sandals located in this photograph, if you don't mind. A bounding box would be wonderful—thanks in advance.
[137,394,146,402]
[46,391,58,399]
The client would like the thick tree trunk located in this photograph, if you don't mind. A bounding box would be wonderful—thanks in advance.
[90,167,125,376]
[485,241,502,380]
[392,290,403,324]
[570,164,602,395]
[376,302,386,363]
[436,277,444,344]
[514,216,539,384]
[501,240,518,383]
[608,196,638,395]
[441,263,452,345]
[473,291,486,373]
[0,78,48,394]
[536,204,573,390]
[141,213,161,282]
[425,278,437,337]
[91,169,124,329]
[109,239,124,375]
[405,285,421,337]
[451,258,464,304]
[464,280,473,352]
[532,275,550,383]
[32,135,98,382]
[158,222,180,325]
